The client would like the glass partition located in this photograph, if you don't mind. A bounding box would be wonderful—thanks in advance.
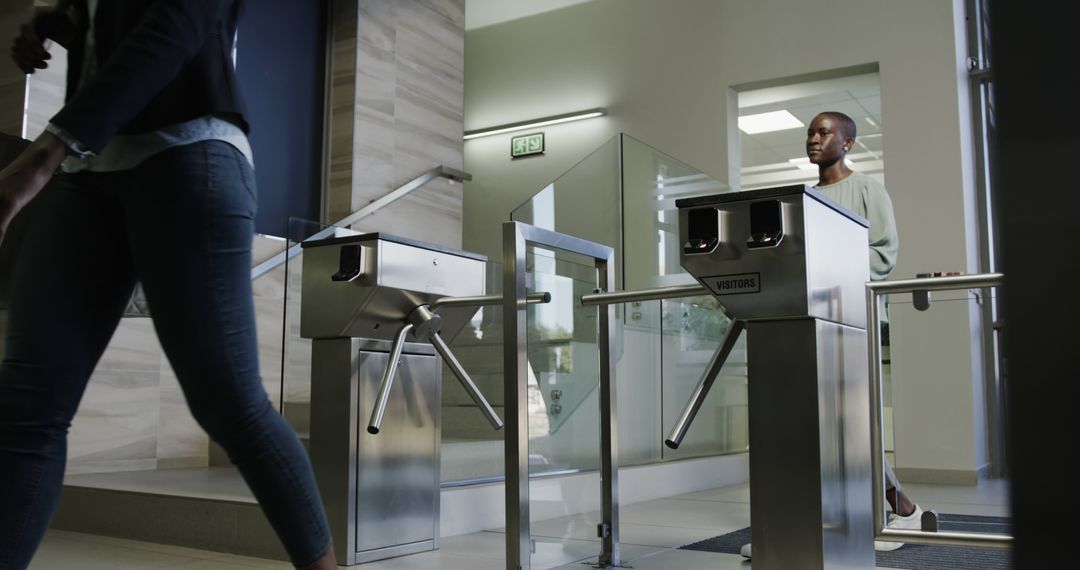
[279,218,362,439]
[439,260,506,483]
[881,287,1003,474]
[511,133,745,470]
[524,246,604,569]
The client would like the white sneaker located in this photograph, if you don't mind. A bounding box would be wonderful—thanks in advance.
[739,543,752,558]
[875,504,923,552]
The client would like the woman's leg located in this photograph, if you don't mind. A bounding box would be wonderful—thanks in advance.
[120,141,333,567]
[884,459,916,516]
[0,174,135,569]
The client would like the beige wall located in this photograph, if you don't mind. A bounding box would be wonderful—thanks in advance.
[463,0,990,482]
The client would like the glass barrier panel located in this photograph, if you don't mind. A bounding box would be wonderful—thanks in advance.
[620,133,730,290]
[511,133,742,471]
[660,296,748,459]
[525,245,603,569]
[880,287,1008,516]
[512,136,621,284]
[440,259,506,484]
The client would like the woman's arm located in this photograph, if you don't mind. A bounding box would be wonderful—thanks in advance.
[0,132,69,245]
[50,0,236,153]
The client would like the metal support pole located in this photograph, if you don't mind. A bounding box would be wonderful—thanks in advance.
[596,256,620,567]
[503,223,530,570]
[502,222,614,570]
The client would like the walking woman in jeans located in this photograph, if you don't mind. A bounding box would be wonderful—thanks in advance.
[0,2,335,568]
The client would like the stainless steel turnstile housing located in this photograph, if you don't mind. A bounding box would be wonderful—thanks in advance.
[677,185,874,570]
[300,233,487,565]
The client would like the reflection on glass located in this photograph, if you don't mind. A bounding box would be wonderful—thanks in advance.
[525,247,599,473]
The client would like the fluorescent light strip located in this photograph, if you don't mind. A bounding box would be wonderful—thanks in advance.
[464,108,607,140]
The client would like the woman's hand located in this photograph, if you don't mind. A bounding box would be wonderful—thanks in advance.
[10,22,50,74]
[0,132,69,245]
[11,5,81,73]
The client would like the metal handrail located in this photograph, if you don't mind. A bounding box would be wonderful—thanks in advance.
[580,283,708,306]
[250,165,471,280]
[867,272,1009,548]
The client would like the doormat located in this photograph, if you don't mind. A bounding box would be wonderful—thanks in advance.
[679,513,1011,570]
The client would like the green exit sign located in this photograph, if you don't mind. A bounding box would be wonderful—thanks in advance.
[511,132,545,158]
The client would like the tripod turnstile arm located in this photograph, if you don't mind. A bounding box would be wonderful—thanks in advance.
[429,291,551,312]
[430,331,504,430]
[367,322,415,435]
[665,319,745,449]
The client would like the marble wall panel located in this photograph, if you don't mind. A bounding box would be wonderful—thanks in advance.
[0,1,32,137]
[95,317,161,373]
[253,294,285,407]
[66,320,161,473]
[327,0,360,223]
[155,367,209,470]
[326,0,465,247]
[67,368,160,474]
[350,0,397,222]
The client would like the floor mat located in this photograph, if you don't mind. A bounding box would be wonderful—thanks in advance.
[680,513,1011,569]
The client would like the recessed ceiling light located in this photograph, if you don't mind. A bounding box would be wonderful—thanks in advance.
[739,110,804,134]
[788,157,818,171]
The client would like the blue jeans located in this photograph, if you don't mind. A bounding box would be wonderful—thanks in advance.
[0,141,331,569]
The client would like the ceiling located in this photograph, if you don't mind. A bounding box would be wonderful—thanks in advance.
[465,0,596,31]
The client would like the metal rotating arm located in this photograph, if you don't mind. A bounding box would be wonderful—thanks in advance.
[429,331,503,430]
[665,319,745,449]
[367,322,414,435]
[429,291,551,312]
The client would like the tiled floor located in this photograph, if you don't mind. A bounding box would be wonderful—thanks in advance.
[29,479,1010,569]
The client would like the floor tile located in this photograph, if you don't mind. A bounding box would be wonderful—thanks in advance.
[29,534,204,570]
[31,479,1011,569]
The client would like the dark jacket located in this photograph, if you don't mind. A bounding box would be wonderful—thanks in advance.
[44,0,248,154]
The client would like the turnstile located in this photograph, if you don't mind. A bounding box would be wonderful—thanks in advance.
[300,233,502,565]
[676,185,874,569]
